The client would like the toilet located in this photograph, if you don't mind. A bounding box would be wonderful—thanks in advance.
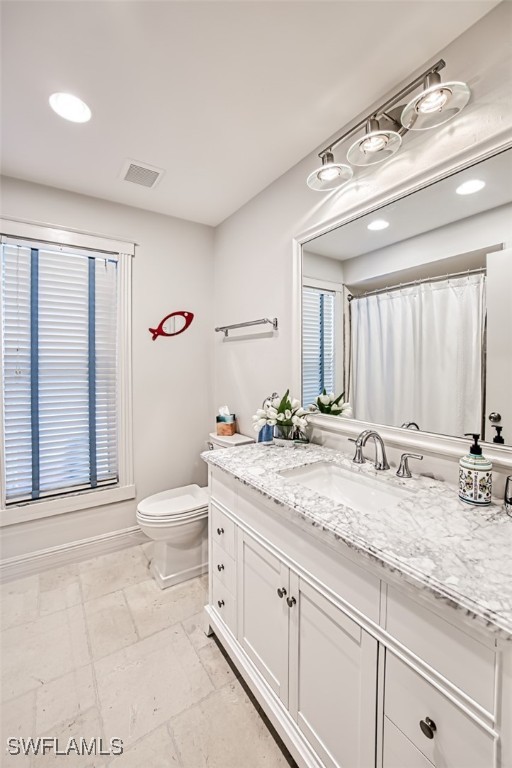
[137,431,253,588]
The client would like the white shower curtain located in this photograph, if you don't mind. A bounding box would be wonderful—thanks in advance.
[350,274,486,437]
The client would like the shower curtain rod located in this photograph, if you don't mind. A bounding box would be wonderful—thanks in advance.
[347,267,486,301]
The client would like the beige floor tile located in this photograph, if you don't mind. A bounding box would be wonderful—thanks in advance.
[124,577,205,638]
[171,680,291,768]
[79,548,149,602]
[197,640,238,689]
[95,624,213,747]
[1,604,90,702]
[35,665,96,734]
[0,575,39,630]
[84,592,138,660]
[107,724,179,767]
[182,610,212,652]
[34,706,107,767]
[0,691,35,768]
[39,563,82,616]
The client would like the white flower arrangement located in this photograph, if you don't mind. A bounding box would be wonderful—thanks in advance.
[252,389,308,437]
[312,389,353,417]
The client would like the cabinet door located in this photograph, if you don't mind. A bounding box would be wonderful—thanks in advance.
[237,531,290,704]
[289,574,378,768]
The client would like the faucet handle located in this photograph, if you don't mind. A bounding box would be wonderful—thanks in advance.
[348,438,365,464]
[396,452,423,478]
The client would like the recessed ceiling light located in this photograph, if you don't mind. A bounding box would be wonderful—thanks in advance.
[49,93,91,123]
[367,219,390,231]
[455,179,486,196]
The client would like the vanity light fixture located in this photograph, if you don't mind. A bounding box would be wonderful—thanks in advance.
[49,92,91,123]
[307,60,471,191]
[401,71,471,131]
[347,117,402,167]
[367,219,389,231]
[306,151,353,191]
[456,179,486,195]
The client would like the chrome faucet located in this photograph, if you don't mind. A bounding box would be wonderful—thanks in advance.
[349,429,390,470]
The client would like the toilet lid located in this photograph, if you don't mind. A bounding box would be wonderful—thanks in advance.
[137,507,207,522]
[137,484,209,517]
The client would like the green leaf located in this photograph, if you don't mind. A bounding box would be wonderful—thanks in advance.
[333,392,345,406]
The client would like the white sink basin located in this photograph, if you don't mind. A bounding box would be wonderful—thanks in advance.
[279,462,410,513]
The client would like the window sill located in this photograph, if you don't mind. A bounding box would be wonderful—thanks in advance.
[0,484,136,527]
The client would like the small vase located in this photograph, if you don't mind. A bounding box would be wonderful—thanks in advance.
[273,424,295,447]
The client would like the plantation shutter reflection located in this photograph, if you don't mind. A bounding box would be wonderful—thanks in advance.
[1,239,118,503]
[302,286,335,407]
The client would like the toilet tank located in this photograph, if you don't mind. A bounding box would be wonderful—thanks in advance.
[207,432,254,450]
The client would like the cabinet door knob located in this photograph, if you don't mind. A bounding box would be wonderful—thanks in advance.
[286,596,297,608]
[216,527,224,535]
[277,587,287,598]
[217,599,225,608]
[217,563,225,571]
[419,717,436,739]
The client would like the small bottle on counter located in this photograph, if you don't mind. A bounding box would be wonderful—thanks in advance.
[459,433,492,506]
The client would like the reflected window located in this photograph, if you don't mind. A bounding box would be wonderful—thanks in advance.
[302,286,335,407]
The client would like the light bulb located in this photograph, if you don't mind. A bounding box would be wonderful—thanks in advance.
[360,134,389,154]
[456,179,486,195]
[307,152,353,191]
[318,165,341,181]
[49,93,91,123]
[416,87,451,114]
[367,219,389,231]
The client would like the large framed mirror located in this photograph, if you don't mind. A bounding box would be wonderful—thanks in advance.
[301,148,512,446]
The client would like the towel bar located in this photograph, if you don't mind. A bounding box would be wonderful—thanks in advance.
[214,317,278,338]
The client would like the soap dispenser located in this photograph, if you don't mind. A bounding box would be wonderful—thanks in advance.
[459,433,492,505]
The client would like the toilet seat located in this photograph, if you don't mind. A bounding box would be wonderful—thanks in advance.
[137,484,208,518]
[137,508,207,525]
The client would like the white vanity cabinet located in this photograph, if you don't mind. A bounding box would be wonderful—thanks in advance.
[237,531,290,703]
[236,527,378,768]
[206,466,509,768]
[288,574,378,768]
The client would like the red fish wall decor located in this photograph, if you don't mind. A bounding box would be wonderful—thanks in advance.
[149,311,194,340]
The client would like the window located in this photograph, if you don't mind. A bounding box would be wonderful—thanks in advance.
[0,220,134,522]
[302,285,335,407]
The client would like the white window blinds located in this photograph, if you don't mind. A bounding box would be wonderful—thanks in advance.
[302,286,335,407]
[1,238,118,504]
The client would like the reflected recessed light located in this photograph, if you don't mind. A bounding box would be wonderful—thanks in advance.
[456,179,486,195]
[367,219,389,231]
[49,92,91,123]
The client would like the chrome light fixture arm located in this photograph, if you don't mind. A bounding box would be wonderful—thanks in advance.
[316,59,446,159]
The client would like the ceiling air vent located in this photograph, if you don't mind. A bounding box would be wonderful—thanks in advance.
[121,160,164,189]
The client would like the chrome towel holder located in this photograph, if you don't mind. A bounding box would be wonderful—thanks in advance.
[215,317,278,338]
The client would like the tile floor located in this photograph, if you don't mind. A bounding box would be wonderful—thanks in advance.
[1,544,296,767]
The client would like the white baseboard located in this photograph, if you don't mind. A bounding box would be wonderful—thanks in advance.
[0,525,147,583]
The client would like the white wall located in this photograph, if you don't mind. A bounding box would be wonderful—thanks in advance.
[342,202,512,286]
[213,4,512,442]
[1,177,214,559]
[303,250,344,284]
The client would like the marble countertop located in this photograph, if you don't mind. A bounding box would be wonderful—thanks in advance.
[202,443,512,641]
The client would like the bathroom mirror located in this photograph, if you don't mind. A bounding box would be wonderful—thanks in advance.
[301,148,512,445]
